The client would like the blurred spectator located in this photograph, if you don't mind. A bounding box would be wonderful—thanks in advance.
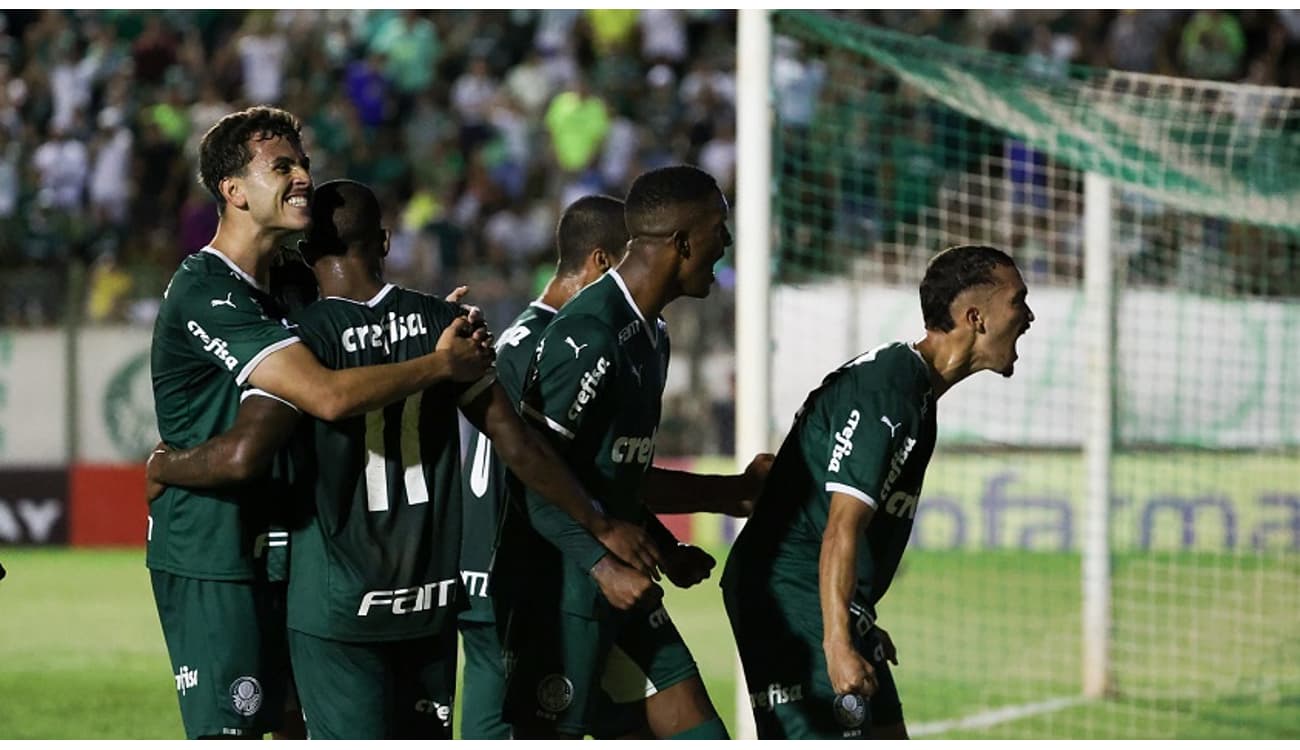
[88,105,132,227]
[1179,10,1246,80]
[85,247,132,323]
[369,10,439,100]
[32,122,88,211]
[544,76,609,173]
[698,118,736,196]
[344,51,391,129]
[450,55,498,153]
[1106,10,1178,73]
[131,15,177,87]
[235,12,288,104]
[504,48,553,118]
[585,10,638,57]
[640,9,688,70]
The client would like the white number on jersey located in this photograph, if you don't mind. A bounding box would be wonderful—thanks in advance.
[365,393,430,512]
[468,431,492,498]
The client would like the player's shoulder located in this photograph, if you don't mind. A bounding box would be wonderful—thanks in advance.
[832,342,929,401]
[165,250,237,293]
[387,284,462,327]
[545,309,618,347]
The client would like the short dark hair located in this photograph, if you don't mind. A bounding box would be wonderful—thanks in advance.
[301,179,381,264]
[624,165,720,235]
[556,195,628,275]
[919,244,1016,331]
[197,106,303,211]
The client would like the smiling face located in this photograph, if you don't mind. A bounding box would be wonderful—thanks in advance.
[226,134,312,233]
[676,190,732,299]
[973,263,1033,377]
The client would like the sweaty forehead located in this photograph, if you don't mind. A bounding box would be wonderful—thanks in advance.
[247,134,305,163]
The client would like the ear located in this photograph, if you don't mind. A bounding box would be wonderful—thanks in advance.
[674,230,690,258]
[591,247,610,273]
[220,176,247,211]
[964,305,985,334]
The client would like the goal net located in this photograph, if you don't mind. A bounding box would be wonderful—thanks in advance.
[761,10,1300,738]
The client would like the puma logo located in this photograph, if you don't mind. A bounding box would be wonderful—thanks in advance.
[564,336,588,359]
[210,292,236,309]
[880,416,901,437]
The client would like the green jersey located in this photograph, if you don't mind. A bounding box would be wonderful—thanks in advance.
[287,283,494,642]
[148,246,300,580]
[518,271,671,615]
[459,300,556,624]
[722,342,937,625]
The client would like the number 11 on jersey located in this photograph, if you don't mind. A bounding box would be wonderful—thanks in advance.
[364,394,430,512]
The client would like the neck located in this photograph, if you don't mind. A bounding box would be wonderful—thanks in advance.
[313,255,384,302]
[539,272,587,310]
[612,248,675,321]
[209,216,289,288]
[914,330,976,400]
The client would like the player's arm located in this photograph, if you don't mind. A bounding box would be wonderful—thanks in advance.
[820,491,878,698]
[460,382,661,579]
[247,316,491,421]
[641,452,775,517]
[146,392,300,499]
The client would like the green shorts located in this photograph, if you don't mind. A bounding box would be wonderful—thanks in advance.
[723,585,902,739]
[459,620,511,739]
[149,571,291,738]
[502,600,700,737]
[287,627,457,739]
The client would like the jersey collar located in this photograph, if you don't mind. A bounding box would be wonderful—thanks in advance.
[201,245,268,293]
[325,283,396,308]
[529,299,558,314]
[607,270,657,348]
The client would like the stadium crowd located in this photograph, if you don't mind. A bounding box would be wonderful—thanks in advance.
[1,9,1295,329]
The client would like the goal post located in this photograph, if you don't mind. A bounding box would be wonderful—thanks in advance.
[736,9,1300,739]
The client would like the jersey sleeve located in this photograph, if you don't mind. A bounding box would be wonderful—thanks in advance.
[819,388,920,509]
[519,315,618,442]
[175,274,300,385]
[493,321,542,405]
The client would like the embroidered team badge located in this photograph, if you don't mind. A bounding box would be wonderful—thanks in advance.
[230,676,263,717]
[832,692,867,730]
[537,673,575,714]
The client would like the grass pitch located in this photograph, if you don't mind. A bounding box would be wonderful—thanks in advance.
[1,547,1296,739]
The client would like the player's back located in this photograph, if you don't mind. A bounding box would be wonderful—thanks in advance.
[288,283,469,642]
[722,342,936,616]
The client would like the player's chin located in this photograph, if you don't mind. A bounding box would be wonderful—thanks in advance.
[686,273,715,298]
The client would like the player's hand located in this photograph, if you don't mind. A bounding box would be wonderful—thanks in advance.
[590,555,664,611]
[659,543,715,588]
[721,451,776,517]
[875,626,898,665]
[145,441,171,503]
[825,639,878,697]
[435,315,494,382]
[593,518,661,579]
[445,285,487,330]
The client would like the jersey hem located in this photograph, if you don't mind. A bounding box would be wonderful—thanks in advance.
[241,387,301,412]
[458,371,498,406]
[520,403,575,440]
[825,482,878,508]
[236,336,300,385]
[145,560,258,582]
